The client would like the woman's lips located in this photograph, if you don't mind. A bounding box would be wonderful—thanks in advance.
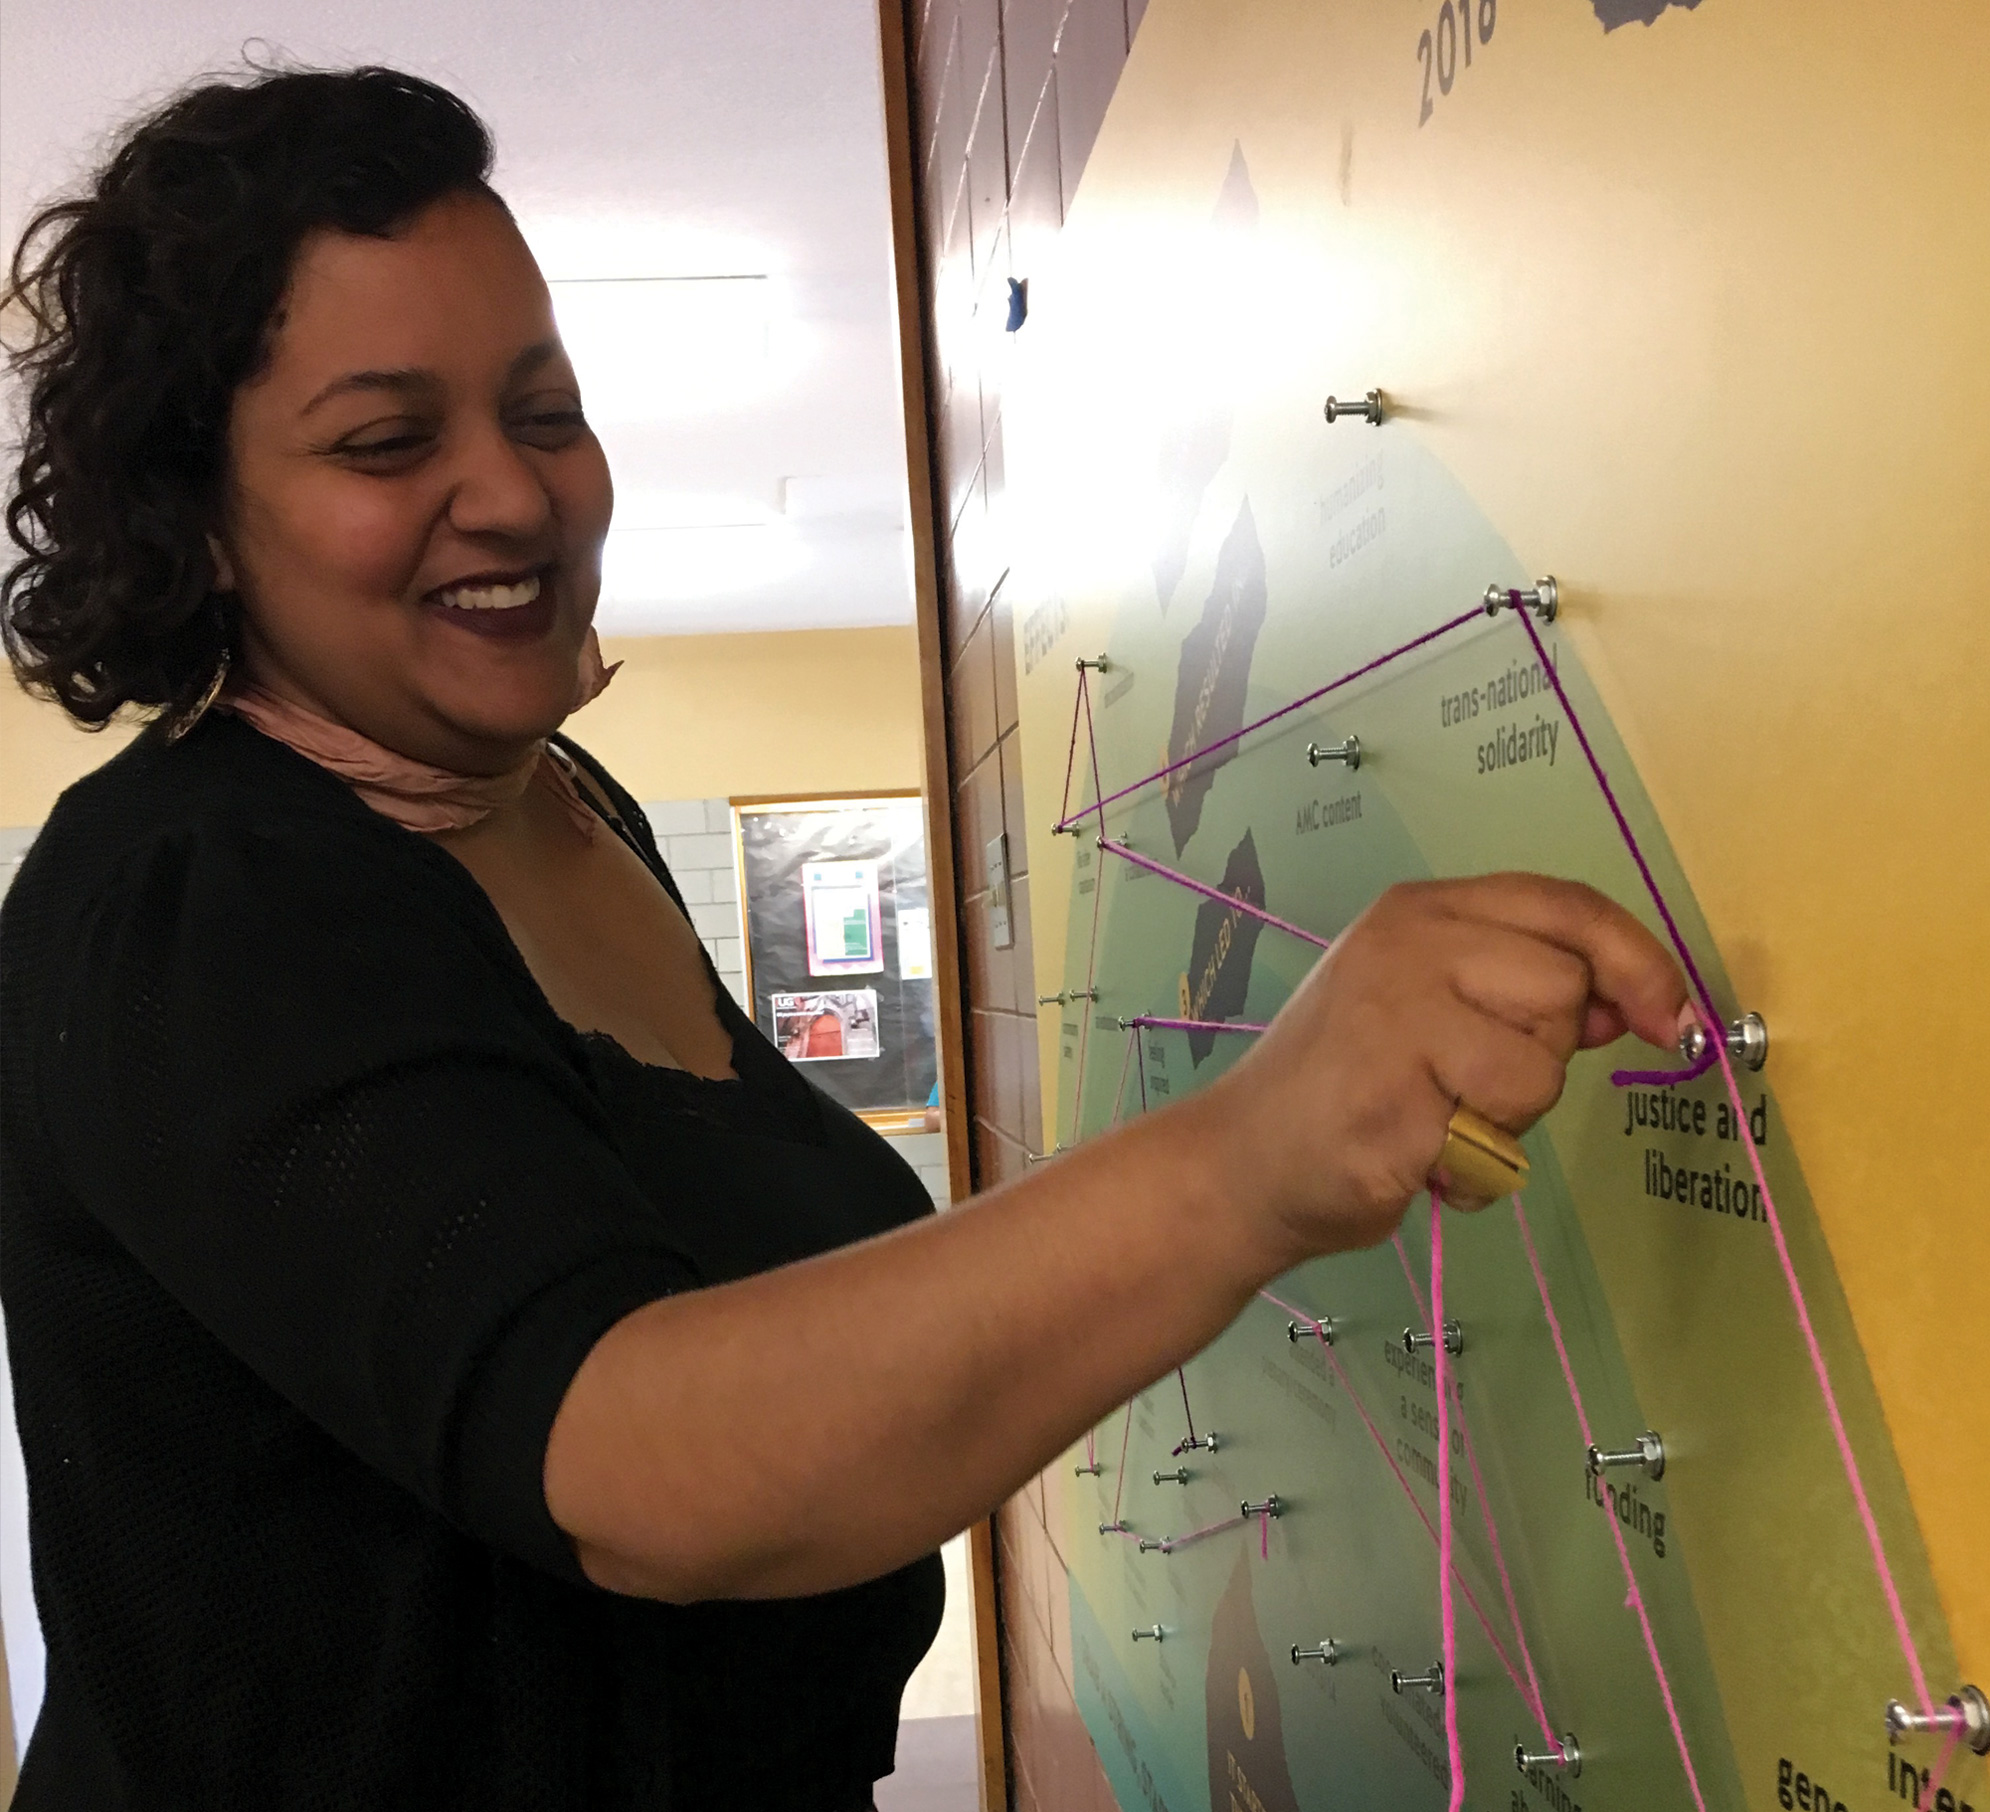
[423,572,558,642]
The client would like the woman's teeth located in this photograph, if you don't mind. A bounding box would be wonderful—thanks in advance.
[437,574,542,611]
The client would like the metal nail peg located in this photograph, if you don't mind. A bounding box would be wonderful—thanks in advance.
[1392,1663,1445,1696]
[1240,1496,1284,1520]
[1306,735,1362,771]
[1588,1431,1666,1481]
[1177,1432,1221,1454]
[1324,389,1385,425]
[1678,1011,1769,1072]
[1292,1639,1344,1667]
[1137,1538,1167,1553]
[1888,1685,1990,1755]
[1403,1321,1464,1357]
[1482,577,1560,622]
[1131,1625,1166,1642]
[1516,1735,1583,1779]
[1287,1317,1335,1346]
[1153,1467,1191,1486]
[1026,1145,1070,1165]
[1038,987,1099,1007]
[1074,1460,1103,1477]
[1076,655,1112,673]
[1099,1520,1128,1535]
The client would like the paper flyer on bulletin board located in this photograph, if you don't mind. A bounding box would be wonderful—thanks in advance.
[801,860,885,977]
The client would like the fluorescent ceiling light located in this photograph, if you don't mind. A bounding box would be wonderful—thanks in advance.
[612,490,777,530]
[601,523,806,603]
[551,277,777,423]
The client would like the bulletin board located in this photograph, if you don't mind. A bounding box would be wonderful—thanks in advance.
[733,793,939,1129]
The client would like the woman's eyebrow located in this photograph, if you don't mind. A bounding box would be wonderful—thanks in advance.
[508,339,562,382]
[300,367,438,416]
[299,342,562,417]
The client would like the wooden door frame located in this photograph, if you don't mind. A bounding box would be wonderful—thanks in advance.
[872,3,1009,1809]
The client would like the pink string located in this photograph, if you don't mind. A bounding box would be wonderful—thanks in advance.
[1054,606,1485,832]
[1108,1028,1139,1127]
[1174,1366,1199,1446]
[1394,1233,1556,1746]
[1126,1015,1269,1036]
[1109,1403,1136,1526]
[1927,1722,1963,1801]
[1506,605,1722,1034]
[1097,838,1331,949]
[1510,603,1939,1723]
[1430,1196,1466,1812]
[1611,1035,1719,1090]
[1712,1030,1937,1719]
[1451,1371,1556,1749]
[1057,605,1953,1767]
[1056,663,1088,830]
[1513,1197,1710,1812]
[1394,1231,1430,1325]
[1255,1289,1539,1713]
[1066,676,1111,1140]
[1260,1508,1271,1561]
[1153,1513,1249,1555]
[1082,660,1109,839]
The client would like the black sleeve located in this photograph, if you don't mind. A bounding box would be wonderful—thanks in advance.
[39,820,698,1581]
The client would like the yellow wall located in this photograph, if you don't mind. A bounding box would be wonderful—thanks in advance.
[0,626,926,825]
[1010,1,1987,1794]
[580,627,926,801]
[0,683,137,826]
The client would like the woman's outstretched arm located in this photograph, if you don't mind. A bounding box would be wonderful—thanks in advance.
[543,873,1690,1602]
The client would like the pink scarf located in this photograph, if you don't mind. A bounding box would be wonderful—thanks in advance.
[224,630,621,837]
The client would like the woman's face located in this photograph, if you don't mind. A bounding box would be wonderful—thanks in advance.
[217,191,613,772]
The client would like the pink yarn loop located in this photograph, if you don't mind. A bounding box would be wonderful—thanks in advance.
[1430,1195,1466,1812]
[1509,604,1938,1724]
[1515,1198,1710,1812]
[1255,1289,1539,1719]
[1097,839,1331,949]
[1054,606,1484,833]
[1057,596,1947,1779]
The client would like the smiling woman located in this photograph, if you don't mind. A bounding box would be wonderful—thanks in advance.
[214,193,615,770]
[0,59,1690,1812]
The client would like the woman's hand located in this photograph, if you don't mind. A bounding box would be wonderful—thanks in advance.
[548,871,1690,1603]
[1197,875,1692,1266]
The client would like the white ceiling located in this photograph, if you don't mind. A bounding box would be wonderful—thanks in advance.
[0,0,915,636]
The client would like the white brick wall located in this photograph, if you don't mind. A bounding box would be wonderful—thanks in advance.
[638,796,748,1010]
[0,828,35,905]
[885,1130,953,1207]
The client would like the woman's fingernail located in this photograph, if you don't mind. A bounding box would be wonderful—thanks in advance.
[1675,1003,1703,1043]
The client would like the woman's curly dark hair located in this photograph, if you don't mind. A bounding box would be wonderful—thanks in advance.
[2,65,503,728]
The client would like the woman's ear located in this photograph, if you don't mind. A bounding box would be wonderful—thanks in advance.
[205,531,237,592]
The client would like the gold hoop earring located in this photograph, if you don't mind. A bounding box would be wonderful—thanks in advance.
[166,649,231,743]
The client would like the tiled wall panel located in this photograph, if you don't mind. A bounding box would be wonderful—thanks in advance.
[642,798,948,1205]
[898,0,1146,1802]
